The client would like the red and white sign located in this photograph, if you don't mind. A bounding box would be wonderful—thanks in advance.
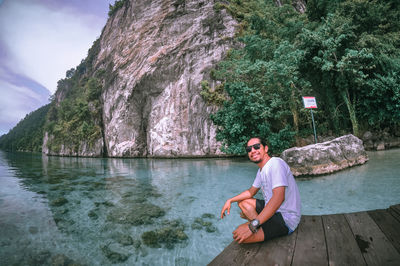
[302,96,317,109]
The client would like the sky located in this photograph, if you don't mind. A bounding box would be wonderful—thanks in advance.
[0,0,115,135]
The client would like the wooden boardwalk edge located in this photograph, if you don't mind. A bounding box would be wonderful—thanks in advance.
[209,204,400,266]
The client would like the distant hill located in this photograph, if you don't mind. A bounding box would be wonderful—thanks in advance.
[0,104,50,152]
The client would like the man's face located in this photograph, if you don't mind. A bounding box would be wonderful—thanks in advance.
[246,138,267,164]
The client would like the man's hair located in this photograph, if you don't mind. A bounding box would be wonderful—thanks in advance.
[247,136,268,147]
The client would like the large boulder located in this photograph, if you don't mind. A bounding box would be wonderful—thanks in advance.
[280,134,368,176]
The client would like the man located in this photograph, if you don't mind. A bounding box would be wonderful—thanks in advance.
[220,137,301,243]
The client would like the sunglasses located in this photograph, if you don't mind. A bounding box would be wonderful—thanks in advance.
[245,143,261,153]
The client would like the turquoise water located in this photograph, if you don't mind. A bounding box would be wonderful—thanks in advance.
[0,149,399,265]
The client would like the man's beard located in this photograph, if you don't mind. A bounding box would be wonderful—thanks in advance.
[249,156,262,164]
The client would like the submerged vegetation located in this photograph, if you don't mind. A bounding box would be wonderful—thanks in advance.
[203,0,400,154]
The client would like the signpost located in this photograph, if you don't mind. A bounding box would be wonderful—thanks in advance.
[302,96,318,144]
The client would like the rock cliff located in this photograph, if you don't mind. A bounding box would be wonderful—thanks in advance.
[280,134,369,176]
[43,0,238,157]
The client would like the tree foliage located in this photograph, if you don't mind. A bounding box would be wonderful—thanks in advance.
[108,0,128,17]
[204,0,400,155]
[0,104,50,152]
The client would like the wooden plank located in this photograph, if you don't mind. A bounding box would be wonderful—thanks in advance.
[389,205,400,222]
[368,209,400,253]
[390,204,400,215]
[322,214,366,266]
[292,215,328,266]
[208,241,261,266]
[245,230,298,266]
[345,212,400,266]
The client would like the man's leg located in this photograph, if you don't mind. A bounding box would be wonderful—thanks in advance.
[237,198,266,243]
[238,198,258,221]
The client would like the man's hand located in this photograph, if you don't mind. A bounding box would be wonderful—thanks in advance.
[220,200,231,219]
[233,223,253,243]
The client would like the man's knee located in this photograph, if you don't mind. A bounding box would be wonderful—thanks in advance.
[238,199,256,212]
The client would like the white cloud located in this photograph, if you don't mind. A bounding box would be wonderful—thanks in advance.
[0,0,106,93]
[0,79,46,134]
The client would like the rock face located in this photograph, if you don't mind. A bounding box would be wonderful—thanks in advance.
[95,0,237,157]
[280,134,369,176]
[41,0,238,157]
[361,130,400,151]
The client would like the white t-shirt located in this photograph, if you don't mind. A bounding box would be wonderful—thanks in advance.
[252,157,301,231]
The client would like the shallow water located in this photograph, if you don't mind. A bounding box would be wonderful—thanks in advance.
[0,149,399,265]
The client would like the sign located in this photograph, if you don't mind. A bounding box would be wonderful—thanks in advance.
[302,96,317,109]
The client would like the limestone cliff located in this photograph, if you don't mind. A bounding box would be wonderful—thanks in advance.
[43,0,238,157]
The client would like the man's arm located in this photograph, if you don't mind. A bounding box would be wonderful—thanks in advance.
[256,186,285,224]
[220,186,259,219]
[232,186,285,243]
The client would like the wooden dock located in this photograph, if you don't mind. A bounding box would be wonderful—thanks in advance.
[209,204,400,266]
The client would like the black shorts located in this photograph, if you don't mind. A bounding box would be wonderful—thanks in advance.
[256,199,289,241]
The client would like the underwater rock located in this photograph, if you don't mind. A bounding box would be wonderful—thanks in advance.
[118,235,134,246]
[26,250,51,265]
[201,221,212,227]
[191,216,218,233]
[29,226,38,234]
[94,201,114,207]
[191,223,203,230]
[201,213,215,219]
[175,257,190,266]
[88,209,99,220]
[50,197,68,206]
[161,219,185,231]
[141,231,160,248]
[111,232,135,246]
[101,243,129,263]
[205,225,217,233]
[141,219,188,249]
[50,254,82,266]
[107,203,165,225]
[132,239,141,249]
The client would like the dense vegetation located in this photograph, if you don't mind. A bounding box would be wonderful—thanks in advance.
[0,104,50,152]
[203,0,400,154]
[43,37,105,154]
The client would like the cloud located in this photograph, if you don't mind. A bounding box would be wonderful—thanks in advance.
[0,0,112,135]
[0,0,109,93]
[0,79,49,136]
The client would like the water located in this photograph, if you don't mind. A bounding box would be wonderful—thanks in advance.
[0,149,399,265]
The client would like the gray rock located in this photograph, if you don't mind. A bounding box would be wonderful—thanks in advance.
[98,0,237,157]
[376,141,385,151]
[50,197,68,207]
[280,134,369,176]
[101,243,130,263]
[362,131,373,141]
[43,0,238,158]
